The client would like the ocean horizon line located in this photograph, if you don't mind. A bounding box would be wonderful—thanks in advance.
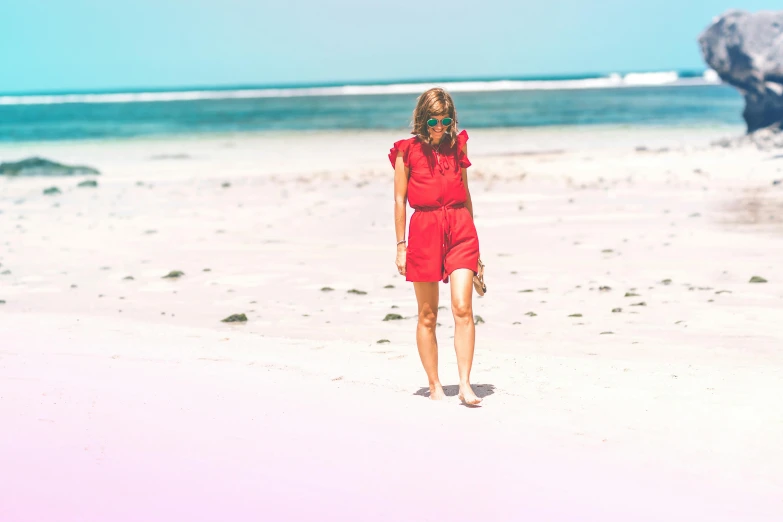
[0,68,720,106]
[0,68,711,96]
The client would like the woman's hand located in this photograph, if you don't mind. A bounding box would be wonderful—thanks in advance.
[395,244,407,276]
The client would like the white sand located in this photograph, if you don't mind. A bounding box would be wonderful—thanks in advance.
[1,124,782,521]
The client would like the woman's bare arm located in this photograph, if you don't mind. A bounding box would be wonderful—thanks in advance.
[393,153,409,245]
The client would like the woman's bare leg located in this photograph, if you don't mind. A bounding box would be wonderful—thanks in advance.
[449,268,481,405]
[412,281,445,400]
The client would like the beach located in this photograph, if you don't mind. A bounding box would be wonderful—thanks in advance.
[1,124,782,521]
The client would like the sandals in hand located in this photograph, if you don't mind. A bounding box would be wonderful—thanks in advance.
[473,258,487,296]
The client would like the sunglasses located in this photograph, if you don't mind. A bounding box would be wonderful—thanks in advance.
[426,117,453,127]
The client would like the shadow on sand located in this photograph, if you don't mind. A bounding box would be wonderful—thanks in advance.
[414,383,496,403]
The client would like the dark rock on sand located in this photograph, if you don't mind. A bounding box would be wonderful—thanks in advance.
[612,308,622,313]
[0,157,100,177]
[162,270,184,279]
[42,187,61,195]
[700,10,783,133]
[568,313,583,317]
[749,275,768,283]
[347,289,367,295]
[473,315,485,324]
[321,287,334,292]
[377,339,390,344]
[383,313,403,321]
[77,180,98,188]
[221,313,248,323]
[384,284,395,289]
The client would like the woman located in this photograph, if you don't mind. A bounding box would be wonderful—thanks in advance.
[389,87,482,406]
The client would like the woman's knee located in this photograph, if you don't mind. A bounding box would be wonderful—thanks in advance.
[451,301,473,321]
[418,308,438,329]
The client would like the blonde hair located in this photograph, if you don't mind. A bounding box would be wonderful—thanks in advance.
[411,87,459,148]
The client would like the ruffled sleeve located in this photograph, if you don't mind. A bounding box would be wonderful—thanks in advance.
[388,138,412,169]
[456,130,471,168]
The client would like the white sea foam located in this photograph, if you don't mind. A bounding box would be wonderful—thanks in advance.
[0,71,722,106]
[703,69,721,83]
[622,71,679,85]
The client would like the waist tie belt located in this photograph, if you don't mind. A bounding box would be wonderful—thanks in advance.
[413,202,465,282]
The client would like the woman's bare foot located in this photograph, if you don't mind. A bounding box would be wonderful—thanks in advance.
[429,383,446,400]
[458,383,482,406]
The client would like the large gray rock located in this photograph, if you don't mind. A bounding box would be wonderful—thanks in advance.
[0,157,100,177]
[699,10,783,132]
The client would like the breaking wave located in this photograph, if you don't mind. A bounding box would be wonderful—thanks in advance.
[0,70,722,106]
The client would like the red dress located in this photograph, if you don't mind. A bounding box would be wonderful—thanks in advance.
[389,129,480,283]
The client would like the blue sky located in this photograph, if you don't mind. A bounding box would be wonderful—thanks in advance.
[1,0,780,93]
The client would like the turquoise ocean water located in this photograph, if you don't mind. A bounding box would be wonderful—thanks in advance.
[0,70,745,142]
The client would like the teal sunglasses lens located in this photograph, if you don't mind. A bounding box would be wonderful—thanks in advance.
[426,117,453,127]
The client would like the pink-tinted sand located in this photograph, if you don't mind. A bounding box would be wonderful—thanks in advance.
[1,314,781,522]
[2,128,782,520]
